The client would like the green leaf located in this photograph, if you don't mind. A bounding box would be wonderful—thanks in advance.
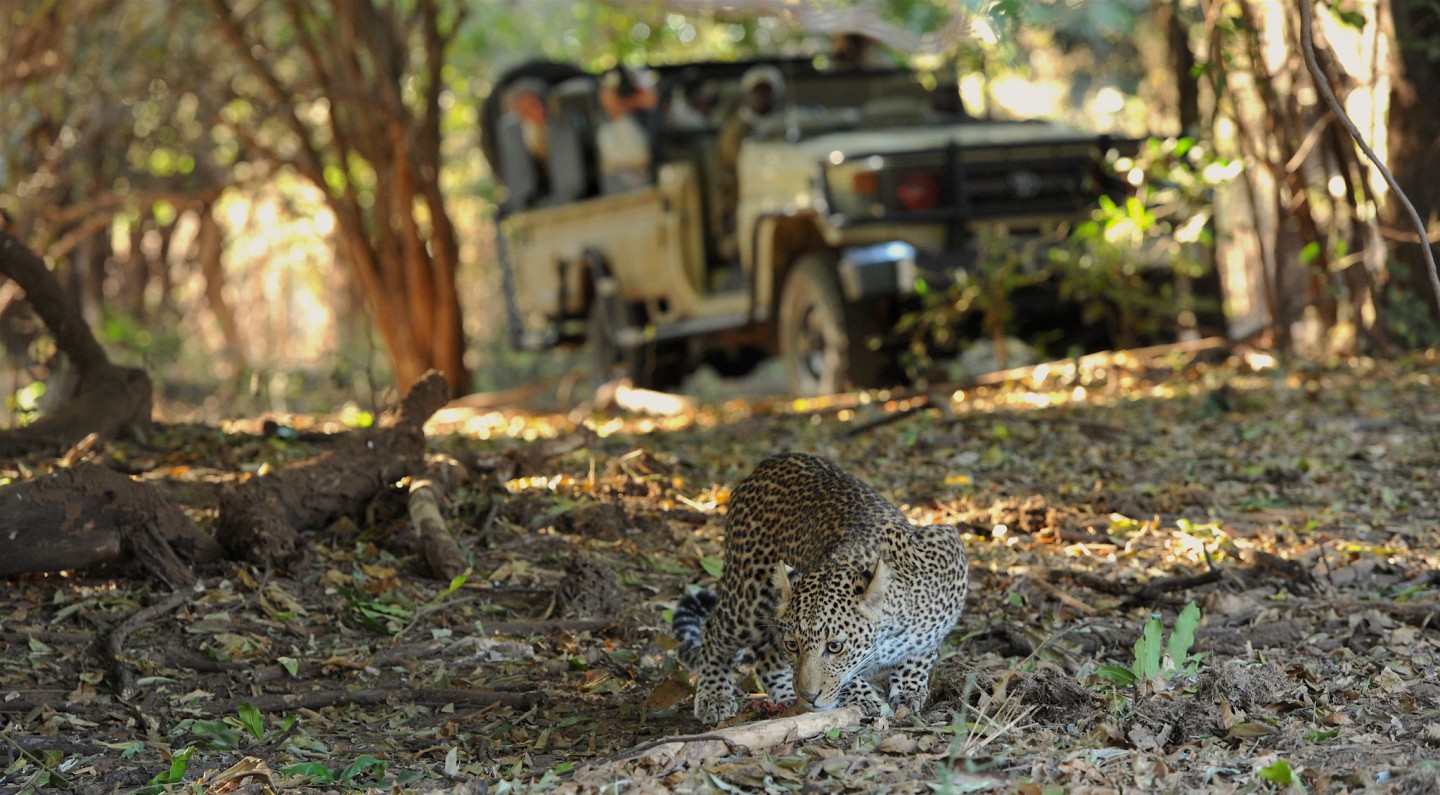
[1257,758,1295,785]
[1164,602,1202,672]
[1336,9,1366,29]
[187,719,241,750]
[1096,664,1138,686]
[282,762,338,783]
[430,571,471,604]
[278,656,300,678]
[154,744,195,785]
[1299,241,1321,265]
[1304,728,1340,742]
[337,754,387,782]
[700,556,724,579]
[1133,613,1164,681]
[236,702,265,740]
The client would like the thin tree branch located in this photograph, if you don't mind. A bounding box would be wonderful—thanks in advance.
[1299,0,1440,313]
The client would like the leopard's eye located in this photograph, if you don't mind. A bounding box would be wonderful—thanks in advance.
[825,639,845,655]
[783,639,799,654]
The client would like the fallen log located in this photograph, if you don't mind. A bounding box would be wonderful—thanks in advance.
[215,371,450,567]
[0,462,223,585]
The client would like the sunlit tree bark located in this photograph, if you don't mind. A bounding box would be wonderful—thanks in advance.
[209,0,470,395]
[1380,0,1440,332]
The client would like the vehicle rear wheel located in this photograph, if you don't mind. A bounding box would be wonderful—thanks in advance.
[778,253,891,396]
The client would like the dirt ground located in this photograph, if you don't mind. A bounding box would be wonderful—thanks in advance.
[3,350,1440,794]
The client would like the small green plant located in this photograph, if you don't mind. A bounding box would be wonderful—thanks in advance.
[174,703,298,750]
[1097,602,1203,694]
[132,744,196,795]
[1257,757,1304,791]
[283,754,397,786]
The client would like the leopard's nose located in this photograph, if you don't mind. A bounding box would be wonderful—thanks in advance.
[797,690,819,705]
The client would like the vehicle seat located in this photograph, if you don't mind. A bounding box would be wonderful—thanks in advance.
[546,77,600,203]
[496,113,541,210]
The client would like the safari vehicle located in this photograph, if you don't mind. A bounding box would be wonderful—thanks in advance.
[483,58,1213,395]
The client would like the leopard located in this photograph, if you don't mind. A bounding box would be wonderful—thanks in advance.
[673,452,969,724]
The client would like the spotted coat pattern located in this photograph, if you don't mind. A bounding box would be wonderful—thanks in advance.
[675,453,968,724]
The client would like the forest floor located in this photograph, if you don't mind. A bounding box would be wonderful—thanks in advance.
[3,349,1440,794]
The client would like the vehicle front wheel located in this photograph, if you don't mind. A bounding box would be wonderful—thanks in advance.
[777,254,891,396]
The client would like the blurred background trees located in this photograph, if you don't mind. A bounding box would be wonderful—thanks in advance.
[1,0,1435,425]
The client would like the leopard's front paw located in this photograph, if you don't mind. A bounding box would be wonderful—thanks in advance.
[693,688,738,724]
[839,681,887,717]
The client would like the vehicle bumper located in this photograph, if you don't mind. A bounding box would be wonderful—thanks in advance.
[835,241,972,302]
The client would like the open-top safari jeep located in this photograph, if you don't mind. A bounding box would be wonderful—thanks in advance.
[482,58,1218,395]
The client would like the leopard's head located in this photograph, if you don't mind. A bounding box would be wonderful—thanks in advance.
[771,558,890,710]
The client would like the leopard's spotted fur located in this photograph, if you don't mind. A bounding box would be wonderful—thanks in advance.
[674,453,968,724]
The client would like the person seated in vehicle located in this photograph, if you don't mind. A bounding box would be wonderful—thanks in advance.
[496,77,551,206]
[667,69,720,129]
[717,65,784,261]
[829,32,897,70]
[596,67,657,194]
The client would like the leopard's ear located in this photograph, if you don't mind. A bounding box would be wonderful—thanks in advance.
[858,558,890,620]
[771,561,795,614]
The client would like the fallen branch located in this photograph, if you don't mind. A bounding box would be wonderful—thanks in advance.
[207,687,542,715]
[216,371,450,567]
[1120,568,1225,608]
[1044,566,1224,607]
[1026,575,1098,615]
[612,706,864,769]
[1044,569,1132,597]
[104,589,195,701]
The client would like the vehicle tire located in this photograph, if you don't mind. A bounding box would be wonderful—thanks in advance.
[778,253,891,396]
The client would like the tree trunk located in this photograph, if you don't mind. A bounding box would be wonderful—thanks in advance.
[207,0,471,398]
[1158,0,1201,133]
[197,203,248,371]
[1381,0,1440,331]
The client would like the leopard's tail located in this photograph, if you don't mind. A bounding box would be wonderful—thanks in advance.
[672,589,717,668]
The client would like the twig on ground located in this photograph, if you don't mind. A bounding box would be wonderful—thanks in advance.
[1045,569,1133,597]
[843,401,937,438]
[1245,549,1317,592]
[1045,566,1224,607]
[1027,575,1099,615]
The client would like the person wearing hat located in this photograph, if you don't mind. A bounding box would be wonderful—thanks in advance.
[717,65,785,261]
[596,67,658,194]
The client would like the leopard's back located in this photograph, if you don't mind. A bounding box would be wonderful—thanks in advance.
[721,452,905,577]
